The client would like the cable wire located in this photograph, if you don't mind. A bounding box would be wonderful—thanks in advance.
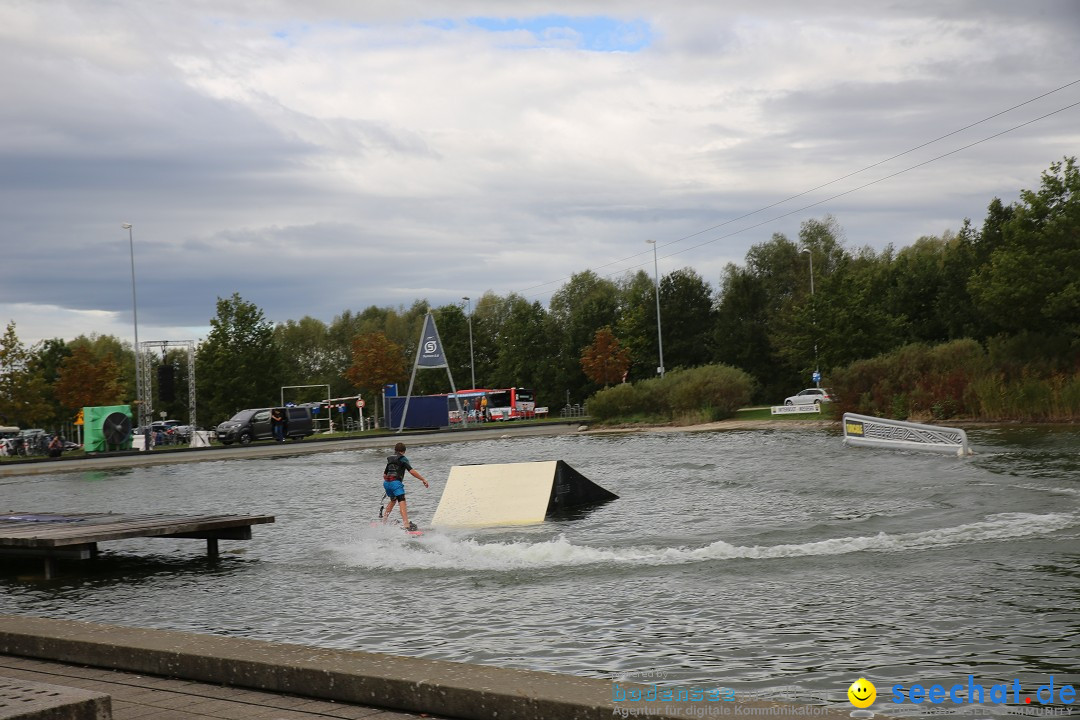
[519,79,1080,296]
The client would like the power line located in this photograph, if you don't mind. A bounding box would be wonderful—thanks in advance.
[519,78,1080,297]
[654,99,1080,266]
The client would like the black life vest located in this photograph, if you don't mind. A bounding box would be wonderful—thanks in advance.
[383,454,405,482]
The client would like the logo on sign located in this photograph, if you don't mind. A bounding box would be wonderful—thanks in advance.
[424,340,438,354]
[846,420,865,437]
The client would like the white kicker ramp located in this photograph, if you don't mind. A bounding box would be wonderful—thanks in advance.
[431,460,618,528]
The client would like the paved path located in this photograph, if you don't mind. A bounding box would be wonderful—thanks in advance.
[0,654,452,720]
[0,423,584,477]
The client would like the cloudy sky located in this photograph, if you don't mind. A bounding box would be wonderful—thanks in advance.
[2,1,1078,346]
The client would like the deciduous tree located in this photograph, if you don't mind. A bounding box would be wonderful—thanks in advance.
[581,327,631,387]
[345,331,406,425]
[196,293,285,423]
[54,345,124,411]
[0,321,51,426]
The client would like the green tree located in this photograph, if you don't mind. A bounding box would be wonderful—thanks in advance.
[0,321,51,426]
[613,270,656,381]
[275,316,357,399]
[712,263,776,396]
[196,293,285,424]
[658,268,715,370]
[969,157,1080,338]
[807,248,908,370]
[549,271,620,403]
[29,337,71,427]
[488,295,552,392]
[884,235,953,343]
[713,232,807,400]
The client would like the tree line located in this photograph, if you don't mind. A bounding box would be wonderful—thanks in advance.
[1,157,1076,430]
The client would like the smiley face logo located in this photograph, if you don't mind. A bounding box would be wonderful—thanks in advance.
[848,678,876,708]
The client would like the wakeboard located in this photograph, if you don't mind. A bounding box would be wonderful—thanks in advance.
[370,520,424,536]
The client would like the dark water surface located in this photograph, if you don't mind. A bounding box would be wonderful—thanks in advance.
[2,426,1078,717]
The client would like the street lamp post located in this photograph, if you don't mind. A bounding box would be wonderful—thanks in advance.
[462,296,476,389]
[122,223,144,439]
[646,240,665,378]
[802,248,820,386]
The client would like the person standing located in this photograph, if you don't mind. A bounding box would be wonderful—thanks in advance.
[271,408,285,442]
[480,394,489,423]
[381,442,429,531]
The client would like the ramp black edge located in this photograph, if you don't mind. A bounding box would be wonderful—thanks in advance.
[546,460,619,514]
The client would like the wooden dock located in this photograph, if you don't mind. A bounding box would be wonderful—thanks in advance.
[0,512,275,577]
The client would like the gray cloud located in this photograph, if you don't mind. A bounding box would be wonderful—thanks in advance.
[1,1,1078,345]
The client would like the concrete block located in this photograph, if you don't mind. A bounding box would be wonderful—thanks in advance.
[0,676,111,720]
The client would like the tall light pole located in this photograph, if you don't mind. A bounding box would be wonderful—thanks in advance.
[462,296,476,389]
[802,248,819,386]
[646,240,665,378]
[122,223,143,433]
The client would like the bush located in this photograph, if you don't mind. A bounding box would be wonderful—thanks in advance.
[831,338,1080,422]
[587,364,755,423]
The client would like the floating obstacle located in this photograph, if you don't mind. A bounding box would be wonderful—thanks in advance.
[842,412,972,456]
[431,460,618,527]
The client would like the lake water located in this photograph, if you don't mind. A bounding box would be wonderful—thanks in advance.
[1,426,1078,718]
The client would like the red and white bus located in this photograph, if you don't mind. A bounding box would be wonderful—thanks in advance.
[447,388,546,422]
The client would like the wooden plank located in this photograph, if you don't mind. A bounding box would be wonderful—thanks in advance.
[0,512,274,548]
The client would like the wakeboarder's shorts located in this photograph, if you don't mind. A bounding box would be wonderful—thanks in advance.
[383,479,406,501]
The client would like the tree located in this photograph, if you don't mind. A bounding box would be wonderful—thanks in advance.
[613,270,656,381]
[805,249,908,369]
[275,316,357,399]
[712,263,774,392]
[66,334,137,403]
[54,344,124,411]
[549,271,620,403]
[196,293,285,423]
[581,327,631,387]
[0,321,51,426]
[489,295,552,392]
[345,331,406,425]
[658,268,715,369]
[969,157,1080,338]
[29,337,71,427]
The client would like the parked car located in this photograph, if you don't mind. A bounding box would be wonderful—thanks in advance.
[215,406,314,445]
[783,388,834,406]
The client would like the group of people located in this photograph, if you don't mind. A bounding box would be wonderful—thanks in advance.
[0,433,65,458]
[462,395,490,423]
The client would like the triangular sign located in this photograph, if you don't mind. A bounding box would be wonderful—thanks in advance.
[416,312,449,368]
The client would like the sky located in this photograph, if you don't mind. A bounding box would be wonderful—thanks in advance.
[2,1,1078,346]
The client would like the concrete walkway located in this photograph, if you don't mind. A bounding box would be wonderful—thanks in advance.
[0,653,440,719]
[0,423,584,478]
[0,616,855,720]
